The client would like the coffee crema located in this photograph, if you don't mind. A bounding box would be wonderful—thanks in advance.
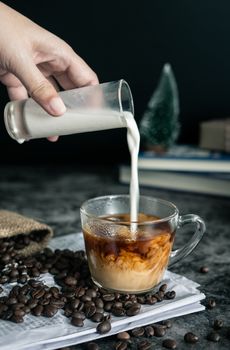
[83,213,175,293]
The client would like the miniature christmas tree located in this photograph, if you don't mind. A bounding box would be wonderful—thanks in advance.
[140,63,180,152]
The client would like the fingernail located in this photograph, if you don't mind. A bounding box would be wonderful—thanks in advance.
[47,136,59,142]
[49,97,66,115]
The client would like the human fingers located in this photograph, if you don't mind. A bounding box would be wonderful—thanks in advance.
[13,58,66,116]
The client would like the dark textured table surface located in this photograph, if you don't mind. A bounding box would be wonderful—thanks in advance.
[0,164,229,350]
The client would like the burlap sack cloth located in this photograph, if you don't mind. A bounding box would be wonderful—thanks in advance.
[0,210,53,257]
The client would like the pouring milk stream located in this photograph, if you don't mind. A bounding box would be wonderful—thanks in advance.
[4,80,140,225]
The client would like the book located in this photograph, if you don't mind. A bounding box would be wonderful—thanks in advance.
[138,145,230,173]
[119,166,230,197]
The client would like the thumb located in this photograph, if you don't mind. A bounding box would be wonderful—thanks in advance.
[15,61,66,116]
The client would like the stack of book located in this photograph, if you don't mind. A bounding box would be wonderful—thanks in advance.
[119,145,230,197]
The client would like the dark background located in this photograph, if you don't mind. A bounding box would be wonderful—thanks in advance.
[1,0,230,164]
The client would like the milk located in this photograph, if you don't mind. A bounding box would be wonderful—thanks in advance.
[4,99,140,223]
[124,112,140,223]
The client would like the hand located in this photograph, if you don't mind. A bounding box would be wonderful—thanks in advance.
[0,2,98,141]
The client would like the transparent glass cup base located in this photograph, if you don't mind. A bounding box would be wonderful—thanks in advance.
[80,195,206,294]
[91,276,165,295]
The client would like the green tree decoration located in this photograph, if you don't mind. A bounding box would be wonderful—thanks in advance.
[140,63,180,152]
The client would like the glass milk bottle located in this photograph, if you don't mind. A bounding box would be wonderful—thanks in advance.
[4,80,134,143]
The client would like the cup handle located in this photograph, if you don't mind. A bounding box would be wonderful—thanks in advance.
[168,214,206,267]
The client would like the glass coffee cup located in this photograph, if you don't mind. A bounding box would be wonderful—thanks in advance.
[80,195,206,294]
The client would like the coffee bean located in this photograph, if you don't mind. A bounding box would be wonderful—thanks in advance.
[123,301,133,309]
[95,298,104,308]
[0,276,9,284]
[1,254,11,264]
[104,302,113,311]
[153,325,166,337]
[51,299,65,309]
[162,338,177,349]
[71,317,84,327]
[70,299,80,309]
[27,299,38,309]
[207,299,216,309]
[0,286,3,294]
[50,287,60,296]
[145,325,154,337]
[131,327,145,337]
[155,291,164,301]
[113,301,123,309]
[32,305,44,316]
[184,332,199,343]
[199,266,209,273]
[63,291,75,299]
[112,307,125,317]
[32,288,45,299]
[213,319,224,329]
[14,309,26,317]
[85,304,96,318]
[39,298,50,306]
[64,276,77,286]
[10,269,19,278]
[164,291,176,300]
[20,284,30,294]
[10,315,24,323]
[1,309,13,320]
[75,287,85,298]
[96,319,111,334]
[31,268,40,277]
[71,311,86,320]
[115,341,127,350]
[91,312,104,323]
[160,320,172,328]
[6,297,18,305]
[86,342,99,350]
[43,305,58,317]
[207,331,220,342]
[78,302,85,311]
[12,303,24,310]
[86,289,97,298]
[159,283,167,292]
[44,292,52,299]
[0,304,8,313]
[18,294,29,304]
[117,331,130,340]
[22,306,31,314]
[102,293,115,302]
[64,309,72,318]
[81,295,92,303]
[129,295,137,302]
[145,295,157,305]
[126,304,141,316]
[138,340,151,350]
[137,296,145,304]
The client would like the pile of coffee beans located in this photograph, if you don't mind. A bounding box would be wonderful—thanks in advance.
[0,242,227,350]
[82,322,177,350]
[0,241,176,334]
[0,279,64,322]
[0,231,48,284]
